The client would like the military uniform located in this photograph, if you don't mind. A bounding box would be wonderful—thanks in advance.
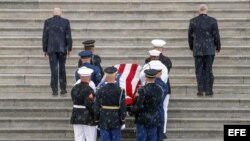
[71,67,97,141]
[75,51,102,86]
[94,67,126,141]
[155,78,169,141]
[131,69,163,141]
[78,40,104,77]
[145,40,172,137]
[78,54,104,77]
[75,63,102,86]
[145,54,172,94]
[145,39,172,94]
[140,60,168,86]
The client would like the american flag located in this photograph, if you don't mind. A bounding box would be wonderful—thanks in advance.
[114,64,142,106]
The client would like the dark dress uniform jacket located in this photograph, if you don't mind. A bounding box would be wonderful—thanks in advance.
[70,82,95,125]
[145,54,172,94]
[188,14,221,56]
[78,54,104,77]
[131,83,162,127]
[94,83,126,129]
[42,16,72,53]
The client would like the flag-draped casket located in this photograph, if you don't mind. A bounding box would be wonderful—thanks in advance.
[98,64,142,105]
[113,64,142,105]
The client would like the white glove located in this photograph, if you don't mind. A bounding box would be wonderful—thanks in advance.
[121,124,126,130]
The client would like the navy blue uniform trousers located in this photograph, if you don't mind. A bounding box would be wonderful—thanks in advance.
[100,128,121,141]
[136,124,157,141]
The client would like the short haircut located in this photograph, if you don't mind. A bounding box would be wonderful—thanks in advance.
[84,46,94,50]
[199,4,208,12]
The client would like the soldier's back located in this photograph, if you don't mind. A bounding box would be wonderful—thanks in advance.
[70,82,95,125]
[96,83,125,129]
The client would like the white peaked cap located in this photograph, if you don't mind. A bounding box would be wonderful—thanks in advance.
[151,39,166,47]
[148,49,161,56]
[149,60,164,71]
[77,67,93,76]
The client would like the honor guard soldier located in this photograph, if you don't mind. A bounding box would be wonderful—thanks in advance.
[75,50,102,86]
[130,69,163,141]
[142,49,170,138]
[70,67,97,141]
[94,66,126,141]
[150,62,169,141]
[140,49,168,86]
[78,40,104,77]
[145,39,172,95]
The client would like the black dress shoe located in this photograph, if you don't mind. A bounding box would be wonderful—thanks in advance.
[197,92,203,96]
[60,90,67,95]
[52,91,58,96]
[205,92,214,97]
[163,134,167,139]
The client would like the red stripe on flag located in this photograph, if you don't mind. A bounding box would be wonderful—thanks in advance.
[126,99,134,105]
[118,64,126,74]
[126,64,138,100]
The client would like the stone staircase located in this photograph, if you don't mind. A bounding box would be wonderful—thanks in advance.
[0,0,250,141]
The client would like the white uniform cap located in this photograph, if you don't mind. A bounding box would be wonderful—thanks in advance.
[149,60,164,71]
[77,67,93,77]
[151,39,166,48]
[140,60,169,85]
[148,49,161,56]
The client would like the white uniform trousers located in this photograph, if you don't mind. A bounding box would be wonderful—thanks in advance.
[73,124,97,141]
[163,94,170,133]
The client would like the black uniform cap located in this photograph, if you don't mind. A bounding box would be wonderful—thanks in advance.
[82,40,95,47]
[144,69,158,78]
[104,66,117,74]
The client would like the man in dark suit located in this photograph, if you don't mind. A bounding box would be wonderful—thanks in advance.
[188,4,221,96]
[42,8,72,96]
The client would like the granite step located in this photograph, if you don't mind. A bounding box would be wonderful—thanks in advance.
[0,36,250,46]
[0,18,249,28]
[0,9,249,19]
[0,0,249,9]
[0,27,250,37]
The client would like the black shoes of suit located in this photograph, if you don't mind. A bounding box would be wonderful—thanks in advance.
[52,92,58,96]
[60,90,67,95]
[52,90,67,96]
[197,92,203,97]
[197,92,213,97]
[205,92,213,97]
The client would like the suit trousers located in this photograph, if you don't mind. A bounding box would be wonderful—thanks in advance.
[73,125,97,141]
[194,55,215,93]
[48,52,67,92]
